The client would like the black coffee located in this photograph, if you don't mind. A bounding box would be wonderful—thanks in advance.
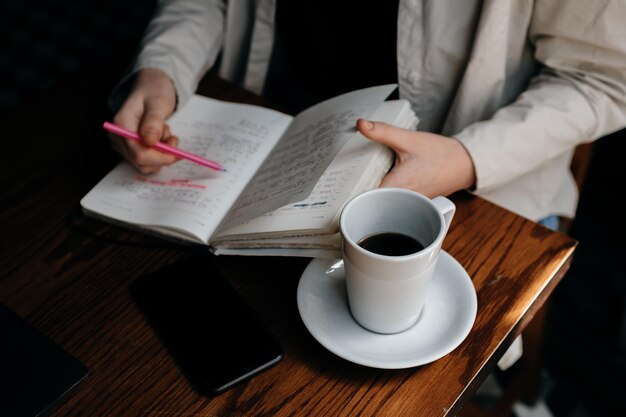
[357,232,425,256]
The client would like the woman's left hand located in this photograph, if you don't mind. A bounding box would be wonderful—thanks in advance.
[356,119,476,198]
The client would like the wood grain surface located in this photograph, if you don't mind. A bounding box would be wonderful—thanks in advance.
[0,76,577,417]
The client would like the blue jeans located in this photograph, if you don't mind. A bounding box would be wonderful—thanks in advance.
[538,215,559,231]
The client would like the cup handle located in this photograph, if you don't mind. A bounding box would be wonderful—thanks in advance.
[432,196,456,235]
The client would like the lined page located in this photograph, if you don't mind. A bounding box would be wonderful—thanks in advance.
[81,96,292,243]
[219,84,397,230]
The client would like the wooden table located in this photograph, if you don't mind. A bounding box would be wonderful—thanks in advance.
[0,76,577,416]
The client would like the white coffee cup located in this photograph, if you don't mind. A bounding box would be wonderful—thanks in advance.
[339,188,455,334]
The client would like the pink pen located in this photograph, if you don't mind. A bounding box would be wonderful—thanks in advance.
[102,121,226,172]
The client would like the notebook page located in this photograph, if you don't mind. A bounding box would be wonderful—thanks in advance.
[81,95,293,243]
[218,84,397,230]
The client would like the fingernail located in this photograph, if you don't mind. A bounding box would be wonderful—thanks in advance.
[363,120,374,130]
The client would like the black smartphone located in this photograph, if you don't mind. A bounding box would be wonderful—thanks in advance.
[130,254,283,396]
[0,303,89,417]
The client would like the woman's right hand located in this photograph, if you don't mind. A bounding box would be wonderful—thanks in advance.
[110,68,180,174]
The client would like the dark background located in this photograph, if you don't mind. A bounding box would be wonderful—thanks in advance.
[1,1,624,416]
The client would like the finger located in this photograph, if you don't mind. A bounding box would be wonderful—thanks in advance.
[163,124,172,140]
[356,119,414,152]
[139,98,170,146]
[110,113,178,171]
[162,135,180,165]
[113,94,143,132]
[110,136,160,174]
[136,165,162,175]
[111,96,144,157]
[163,135,179,148]
[158,124,179,165]
[126,140,178,168]
[111,132,176,169]
[162,123,180,148]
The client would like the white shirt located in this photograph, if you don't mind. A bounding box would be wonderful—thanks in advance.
[126,0,626,221]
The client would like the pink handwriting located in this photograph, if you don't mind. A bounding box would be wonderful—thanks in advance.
[135,176,207,190]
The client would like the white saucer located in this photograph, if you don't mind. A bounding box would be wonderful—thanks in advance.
[297,251,477,369]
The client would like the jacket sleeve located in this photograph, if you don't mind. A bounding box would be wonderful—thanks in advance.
[110,0,226,111]
[455,0,626,193]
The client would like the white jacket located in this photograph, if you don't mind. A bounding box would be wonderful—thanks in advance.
[128,0,626,221]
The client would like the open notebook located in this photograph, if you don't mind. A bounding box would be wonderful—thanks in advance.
[81,85,418,258]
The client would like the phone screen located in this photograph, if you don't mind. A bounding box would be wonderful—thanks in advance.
[130,254,283,396]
